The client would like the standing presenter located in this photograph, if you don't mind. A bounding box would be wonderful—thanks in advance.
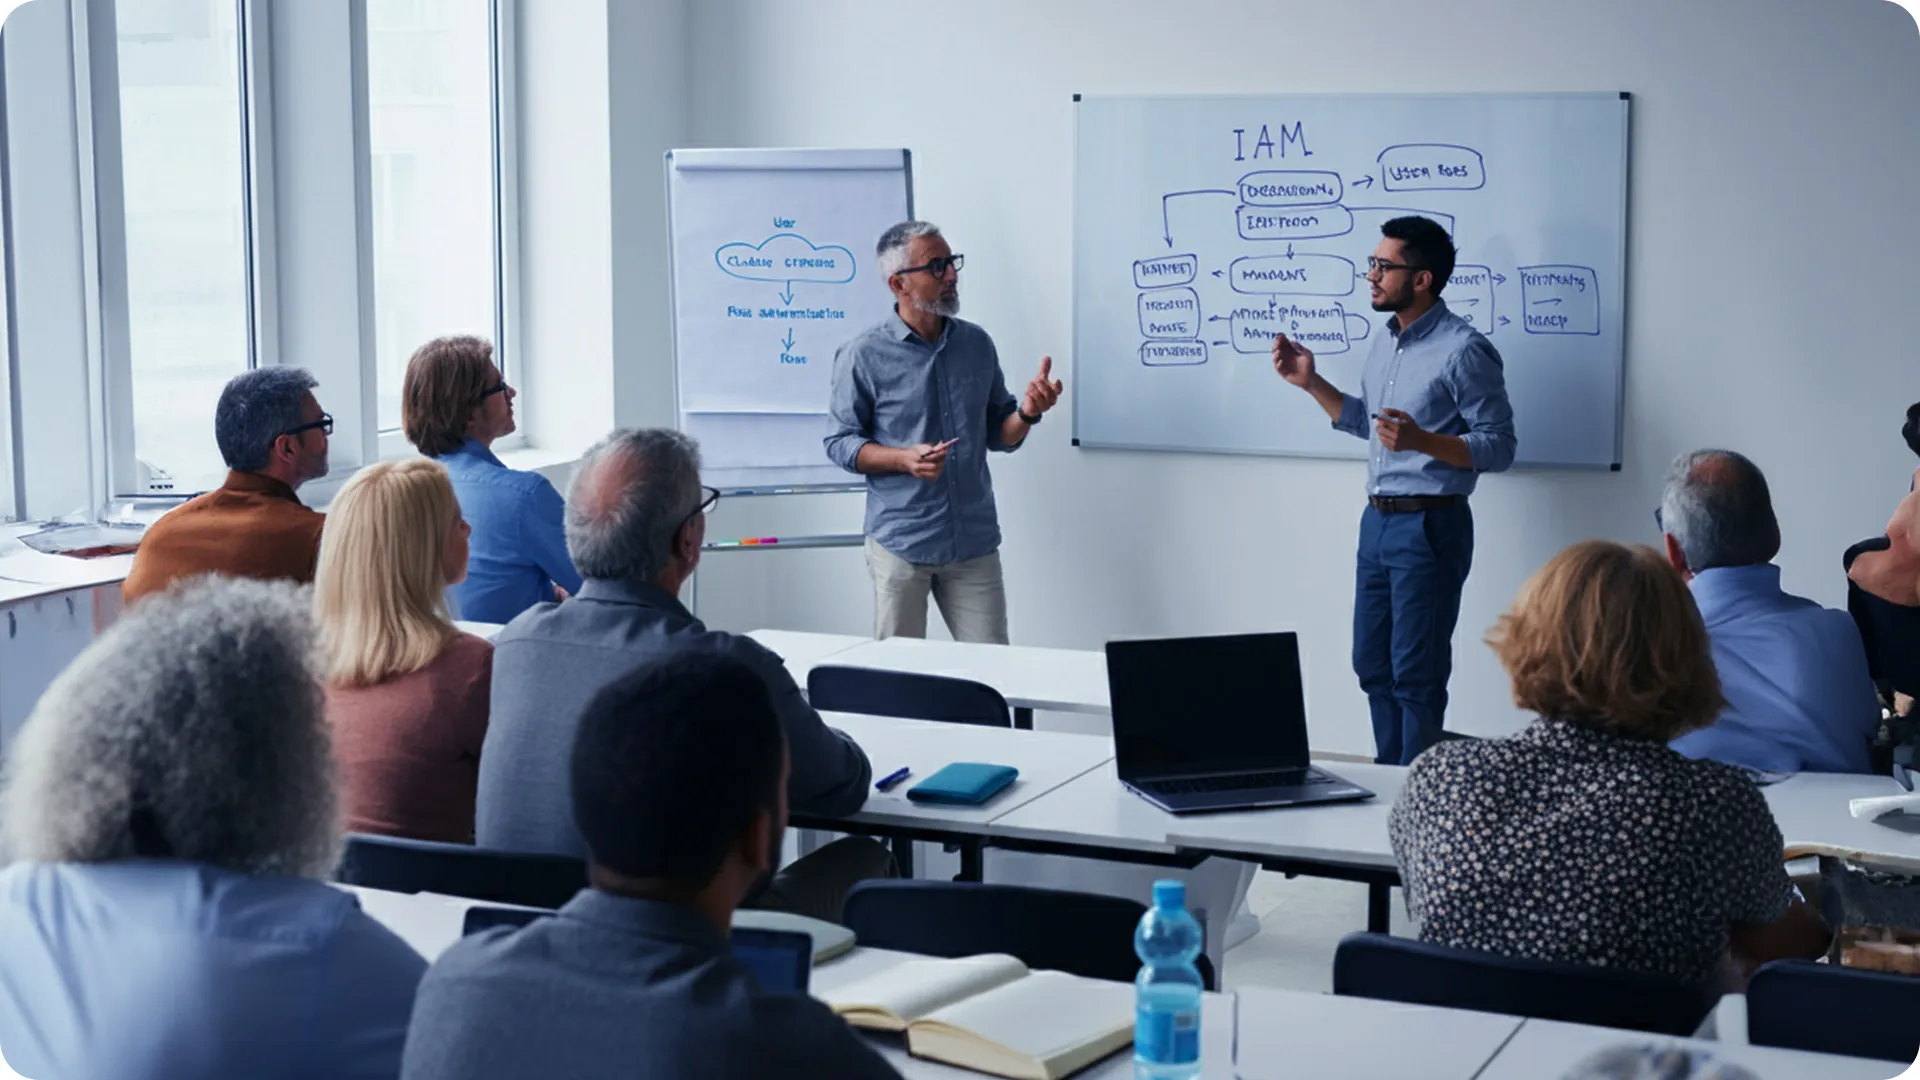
[1271,216,1516,764]
[826,221,1062,643]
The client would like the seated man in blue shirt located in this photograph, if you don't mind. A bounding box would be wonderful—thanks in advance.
[1660,449,1880,773]
[403,653,901,1080]
[0,577,425,1080]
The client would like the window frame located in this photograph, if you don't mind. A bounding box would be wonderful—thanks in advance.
[369,0,523,462]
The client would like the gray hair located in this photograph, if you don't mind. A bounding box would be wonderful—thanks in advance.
[216,366,319,471]
[1560,1044,1758,1080]
[0,577,339,879]
[876,220,942,277]
[565,428,704,585]
[1658,449,1781,572]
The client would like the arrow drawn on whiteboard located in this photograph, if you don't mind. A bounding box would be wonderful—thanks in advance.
[1457,298,1480,306]
[1351,175,1375,190]
[780,328,797,351]
[1531,297,1564,306]
[1499,315,1512,326]
[779,284,796,305]
[1210,340,1230,347]
[1160,189,1236,247]
[1211,269,1224,278]
[1208,314,1229,322]
[1285,244,1295,259]
[1492,272,1507,285]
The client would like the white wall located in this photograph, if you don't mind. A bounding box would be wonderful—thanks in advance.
[677,0,1920,755]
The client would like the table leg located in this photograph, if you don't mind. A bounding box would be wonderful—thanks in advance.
[891,835,915,879]
[958,840,985,882]
[1013,706,1033,730]
[1368,881,1391,934]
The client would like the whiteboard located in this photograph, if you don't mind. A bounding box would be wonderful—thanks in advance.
[665,148,913,490]
[1071,93,1629,468]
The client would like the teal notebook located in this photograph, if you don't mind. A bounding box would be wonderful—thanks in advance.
[905,763,1019,805]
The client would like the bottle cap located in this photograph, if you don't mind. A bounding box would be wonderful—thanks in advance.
[1152,879,1185,910]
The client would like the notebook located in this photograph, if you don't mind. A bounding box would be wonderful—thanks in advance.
[819,954,1134,1080]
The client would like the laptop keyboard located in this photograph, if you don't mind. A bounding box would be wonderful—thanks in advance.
[1144,770,1335,796]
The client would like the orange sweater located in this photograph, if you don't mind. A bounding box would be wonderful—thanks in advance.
[122,471,325,603]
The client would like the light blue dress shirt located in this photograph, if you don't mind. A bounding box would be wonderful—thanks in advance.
[436,439,583,623]
[825,310,1022,566]
[1333,299,1517,496]
[0,859,425,1080]
[1669,564,1881,774]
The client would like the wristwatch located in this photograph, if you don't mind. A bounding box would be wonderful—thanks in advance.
[1018,407,1043,425]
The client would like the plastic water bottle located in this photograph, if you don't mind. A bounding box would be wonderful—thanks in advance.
[1134,879,1203,1079]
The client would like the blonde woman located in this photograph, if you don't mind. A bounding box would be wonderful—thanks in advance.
[317,458,491,844]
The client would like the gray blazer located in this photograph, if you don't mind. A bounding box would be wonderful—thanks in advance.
[475,578,872,858]
[400,891,902,1080]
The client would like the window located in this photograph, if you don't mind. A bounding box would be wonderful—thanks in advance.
[114,0,253,495]
[366,0,503,438]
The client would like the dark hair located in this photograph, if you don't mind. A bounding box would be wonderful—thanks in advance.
[1380,216,1456,297]
[1904,401,1919,460]
[569,651,784,888]
[215,367,319,471]
[401,336,497,457]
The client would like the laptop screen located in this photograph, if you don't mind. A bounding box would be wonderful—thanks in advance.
[731,927,813,994]
[1105,632,1312,779]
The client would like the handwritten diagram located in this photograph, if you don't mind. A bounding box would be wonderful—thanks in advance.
[1132,147,1599,369]
[713,221,857,368]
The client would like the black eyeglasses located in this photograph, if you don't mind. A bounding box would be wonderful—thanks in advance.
[1653,506,1664,532]
[896,253,964,278]
[678,486,720,533]
[1365,256,1422,276]
[281,412,333,439]
[478,380,509,401]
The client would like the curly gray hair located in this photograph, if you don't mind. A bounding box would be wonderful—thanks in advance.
[0,576,340,878]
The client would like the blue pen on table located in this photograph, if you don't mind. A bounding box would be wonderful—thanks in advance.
[875,767,912,792]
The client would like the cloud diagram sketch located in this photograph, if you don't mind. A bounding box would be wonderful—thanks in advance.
[1073,94,1629,469]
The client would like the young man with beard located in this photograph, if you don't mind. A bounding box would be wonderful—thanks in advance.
[1271,216,1516,765]
[826,221,1063,644]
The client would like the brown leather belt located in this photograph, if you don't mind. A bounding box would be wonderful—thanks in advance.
[1369,494,1467,514]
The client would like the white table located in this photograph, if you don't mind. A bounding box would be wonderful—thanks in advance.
[1474,1017,1899,1080]
[988,760,1407,932]
[1766,772,1920,874]
[746,628,870,686]
[453,620,505,642]
[341,885,476,961]
[813,947,1523,1080]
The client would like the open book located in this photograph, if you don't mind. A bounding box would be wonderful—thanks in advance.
[819,954,1135,1080]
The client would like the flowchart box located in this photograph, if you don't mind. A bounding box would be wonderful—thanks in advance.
[1237,170,1344,207]
[1138,287,1201,339]
[1518,265,1600,335]
[1140,341,1208,367]
[1237,204,1353,241]
[1377,144,1486,191]
[1447,264,1500,334]
[1133,253,1198,289]
[1230,253,1357,297]
[1234,302,1372,356]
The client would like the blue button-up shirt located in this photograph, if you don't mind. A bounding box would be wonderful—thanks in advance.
[1334,299,1516,496]
[0,859,425,1080]
[826,310,1022,566]
[437,439,583,623]
[1669,564,1881,774]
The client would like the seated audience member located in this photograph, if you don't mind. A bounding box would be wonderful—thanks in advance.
[1848,470,1920,712]
[402,654,901,1080]
[0,577,425,1080]
[1657,450,1878,773]
[121,367,331,602]
[1390,540,1830,989]
[318,458,491,844]
[401,335,581,622]
[476,428,887,920]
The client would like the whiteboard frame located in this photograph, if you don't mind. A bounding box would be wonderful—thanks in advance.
[1067,91,1631,472]
[663,147,913,495]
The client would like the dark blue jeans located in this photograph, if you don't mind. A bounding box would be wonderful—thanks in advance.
[1353,502,1474,765]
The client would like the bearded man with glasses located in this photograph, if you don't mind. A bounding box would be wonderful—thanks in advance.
[1270,216,1516,765]
[826,220,1062,644]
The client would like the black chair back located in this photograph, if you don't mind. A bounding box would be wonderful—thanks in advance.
[1748,959,1920,1063]
[809,665,1012,728]
[1332,933,1715,1035]
[842,879,1215,990]
[336,833,587,909]
[462,905,549,936]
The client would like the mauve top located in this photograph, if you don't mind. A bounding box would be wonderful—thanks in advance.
[328,632,493,844]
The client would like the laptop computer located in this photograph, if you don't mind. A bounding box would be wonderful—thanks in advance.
[1105,632,1374,814]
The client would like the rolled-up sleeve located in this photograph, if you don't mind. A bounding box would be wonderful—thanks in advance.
[1333,392,1370,440]
[983,338,1022,453]
[1448,340,1516,473]
[523,478,583,594]
[824,343,873,473]
[735,638,872,817]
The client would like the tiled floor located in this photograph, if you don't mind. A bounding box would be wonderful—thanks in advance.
[1220,872,1415,992]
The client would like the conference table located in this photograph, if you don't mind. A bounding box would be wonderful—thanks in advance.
[348,886,1897,1079]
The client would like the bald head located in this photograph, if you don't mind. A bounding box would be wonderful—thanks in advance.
[1659,449,1781,573]
[565,429,704,586]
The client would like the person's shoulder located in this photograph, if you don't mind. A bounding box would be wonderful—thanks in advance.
[949,316,997,348]
[1673,752,1773,810]
[686,626,788,677]
[738,993,901,1077]
[442,631,496,665]
[841,318,901,355]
